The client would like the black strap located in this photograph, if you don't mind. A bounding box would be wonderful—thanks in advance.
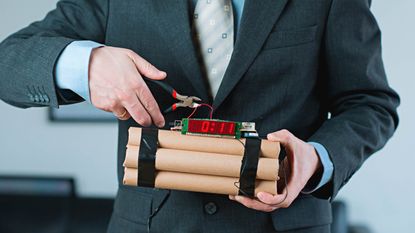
[238,138,261,197]
[137,128,158,187]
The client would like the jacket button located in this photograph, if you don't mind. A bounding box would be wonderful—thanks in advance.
[204,202,218,215]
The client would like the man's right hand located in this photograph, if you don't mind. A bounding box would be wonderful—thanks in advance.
[89,46,166,127]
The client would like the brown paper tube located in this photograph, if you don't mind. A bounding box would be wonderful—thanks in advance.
[128,128,280,158]
[123,168,277,196]
[124,148,279,180]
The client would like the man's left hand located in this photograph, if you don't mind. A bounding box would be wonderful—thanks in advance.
[229,129,321,212]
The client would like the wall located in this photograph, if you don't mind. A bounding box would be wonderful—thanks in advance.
[336,1,415,233]
[0,0,413,232]
[0,0,118,197]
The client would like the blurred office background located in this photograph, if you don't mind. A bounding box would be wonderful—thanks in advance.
[0,0,414,233]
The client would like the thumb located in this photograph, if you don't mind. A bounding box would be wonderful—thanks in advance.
[267,129,293,147]
[127,51,167,80]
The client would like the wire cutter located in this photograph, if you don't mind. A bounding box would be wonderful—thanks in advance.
[147,79,202,113]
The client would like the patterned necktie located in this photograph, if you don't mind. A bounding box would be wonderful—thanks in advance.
[194,0,234,98]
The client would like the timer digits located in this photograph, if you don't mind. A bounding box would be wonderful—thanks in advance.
[177,118,258,139]
[188,119,236,135]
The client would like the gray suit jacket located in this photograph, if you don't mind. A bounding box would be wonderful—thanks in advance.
[0,0,399,232]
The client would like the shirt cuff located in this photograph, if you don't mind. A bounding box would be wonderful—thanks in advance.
[302,142,334,194]
[55,40,103,102]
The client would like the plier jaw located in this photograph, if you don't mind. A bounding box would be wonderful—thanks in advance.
[166,94,202,113]
[146,79,202,113]
[175,93,202,107]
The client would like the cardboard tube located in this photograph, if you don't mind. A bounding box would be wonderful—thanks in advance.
[128,128,280,158]
[124,148,279,180]
[123,168,277,196]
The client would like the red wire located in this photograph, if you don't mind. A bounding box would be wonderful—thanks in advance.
[187,103,214,119]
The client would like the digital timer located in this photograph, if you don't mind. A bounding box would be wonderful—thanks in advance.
[187,119,236,136]
[177,118,258,138]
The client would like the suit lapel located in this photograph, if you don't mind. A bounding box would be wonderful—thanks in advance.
[153,0,209,101]
[213,0,289,109]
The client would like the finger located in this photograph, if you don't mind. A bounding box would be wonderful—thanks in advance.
[256,190,288,206]
[127,50,167,80]
[122,93,152,127]
[267,129,294,147]
[233,196,277,212]
[119,111,131,121]
[134,78,165,127]
[113,106,131,121]
[273,176,303,209]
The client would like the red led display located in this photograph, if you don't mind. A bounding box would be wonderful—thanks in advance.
[187,119,236,135]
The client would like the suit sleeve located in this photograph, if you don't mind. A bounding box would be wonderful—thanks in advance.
[0,0,108,108]
[308,0,400,199]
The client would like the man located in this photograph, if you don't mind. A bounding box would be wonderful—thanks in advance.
[0,0,399,232]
